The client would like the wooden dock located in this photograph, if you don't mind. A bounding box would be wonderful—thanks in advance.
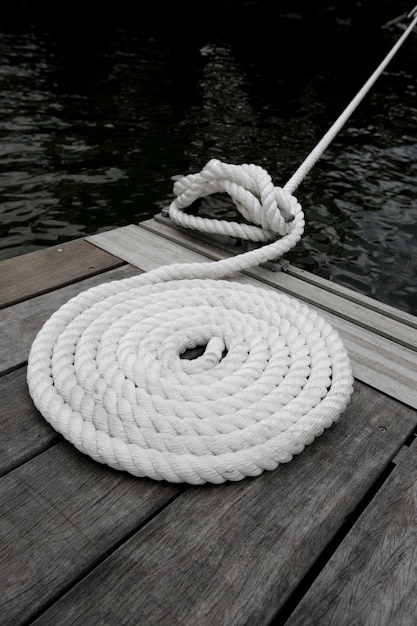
[1,215,417,625]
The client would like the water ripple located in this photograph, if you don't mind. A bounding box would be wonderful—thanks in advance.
[0,20,416,313]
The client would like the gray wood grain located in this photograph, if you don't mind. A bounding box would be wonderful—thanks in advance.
[0,442,182,625]
[0,264,139,375]
[87,224,417,409]
[0,367,58,476]
[139,218,417,349]
[31,382,416,626]
[286,442,417,626]
[3,224,416,626]
[0,239,125,309]
[151,214,417,329]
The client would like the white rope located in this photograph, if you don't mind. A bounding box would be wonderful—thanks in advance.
[28,12,417,484]
[27,160,353,484]
[27,274,353,484]
[284,5,417,195]
[168,161,297,242]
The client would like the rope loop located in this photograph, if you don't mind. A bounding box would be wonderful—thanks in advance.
[169,159,299,242]
[29,6,417,482]
[27,160,354,484]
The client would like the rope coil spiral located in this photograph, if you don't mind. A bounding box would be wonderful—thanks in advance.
[27,159,354,484]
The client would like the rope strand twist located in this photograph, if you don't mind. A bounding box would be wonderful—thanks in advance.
[27,160,354,484]
[169,160,297,242]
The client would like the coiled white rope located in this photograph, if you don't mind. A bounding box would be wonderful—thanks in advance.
[27,159,353,484]
[27,12,417,483]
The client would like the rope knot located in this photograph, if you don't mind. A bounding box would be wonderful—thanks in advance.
[169,159,302,243]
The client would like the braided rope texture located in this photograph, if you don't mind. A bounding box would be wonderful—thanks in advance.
[27,160,354,484]
[169,160,298,242]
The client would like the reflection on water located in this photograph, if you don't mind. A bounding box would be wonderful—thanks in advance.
[0,12,416,313]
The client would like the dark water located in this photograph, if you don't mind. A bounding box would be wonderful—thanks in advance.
[1,8,416,314]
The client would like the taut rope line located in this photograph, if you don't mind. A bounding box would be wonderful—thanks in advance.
[27,11,417,484]
[284,4,417,196]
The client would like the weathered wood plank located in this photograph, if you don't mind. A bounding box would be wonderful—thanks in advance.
[0,238,125,309]
[318,308,417,410]
[151,214,417,329]
[31,382,417,626]
[286,264,417,329]
[0,442,182,626]
[0,367,58,477]
[86,225,417,409]
[87,224,213,268]
[141,218,417,348]
[0,264,140,375]
[286,441,417,626]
